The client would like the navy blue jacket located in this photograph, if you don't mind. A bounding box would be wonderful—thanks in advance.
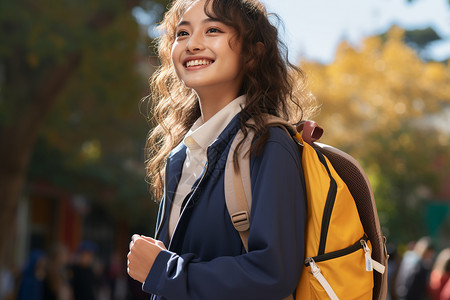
[143,114,306,300]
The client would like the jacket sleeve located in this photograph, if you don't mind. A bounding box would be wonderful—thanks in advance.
[143,129,306,300]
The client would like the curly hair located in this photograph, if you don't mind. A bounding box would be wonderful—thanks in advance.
[144,0,317,200]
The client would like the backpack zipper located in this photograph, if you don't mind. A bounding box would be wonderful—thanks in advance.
[315,149,337,255]
[305,257,340,300]
[303,237,369,300]
[305,236,368,266]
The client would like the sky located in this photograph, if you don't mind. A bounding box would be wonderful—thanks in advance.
[135,0,450,64]
[261,0,450,63]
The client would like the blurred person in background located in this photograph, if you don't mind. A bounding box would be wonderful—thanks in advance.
[43,244,73,300]
[395,236,435,300]
[69,241,98,300]
[106,252,128,300]
[387,243,401,300]
[429,248,450,300]
[17,250,47,300]
[0,262,15,300]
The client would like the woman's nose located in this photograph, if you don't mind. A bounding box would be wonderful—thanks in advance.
[186,32,205,52]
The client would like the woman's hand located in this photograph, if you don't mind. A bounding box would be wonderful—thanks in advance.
[127,234,167,283]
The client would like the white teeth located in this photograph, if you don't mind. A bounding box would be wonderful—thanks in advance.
[186,59,212,67]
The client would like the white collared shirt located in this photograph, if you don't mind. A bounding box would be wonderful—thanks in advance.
[168,95,246,238]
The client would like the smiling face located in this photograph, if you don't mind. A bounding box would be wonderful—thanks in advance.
[170,0,245,102]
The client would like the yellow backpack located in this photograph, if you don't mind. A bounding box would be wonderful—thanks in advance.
[224,115,388,300]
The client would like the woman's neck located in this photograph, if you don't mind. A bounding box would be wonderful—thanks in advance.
[196,88,241,122]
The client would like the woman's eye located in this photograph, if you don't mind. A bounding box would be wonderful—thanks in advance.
[207,28,222,34]
[176,30,189,37]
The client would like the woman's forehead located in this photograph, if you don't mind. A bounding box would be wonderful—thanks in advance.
[179,0,209,17]
[177,0,221,26]
[180,0,204,16]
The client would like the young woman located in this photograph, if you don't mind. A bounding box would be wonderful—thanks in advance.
[127,0,317,299]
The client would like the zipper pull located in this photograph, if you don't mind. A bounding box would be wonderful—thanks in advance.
[305,258,340,300]
[306,257,321,277]
[361,239,373,271]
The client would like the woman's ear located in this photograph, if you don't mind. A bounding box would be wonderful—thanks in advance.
[248,42,266,69]
[255,42,265,56]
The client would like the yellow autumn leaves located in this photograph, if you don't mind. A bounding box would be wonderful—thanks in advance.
[302,26,450,149]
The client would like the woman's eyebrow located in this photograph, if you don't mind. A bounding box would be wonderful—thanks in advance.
[176,17,222,28]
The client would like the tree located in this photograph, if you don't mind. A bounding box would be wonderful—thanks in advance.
[0,0,168,268]
[404,27,441,51]
[408,0,450,5]
[379,26,442,61]
[302,26,450,243]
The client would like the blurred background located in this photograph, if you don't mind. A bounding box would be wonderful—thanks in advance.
[0,0,448,299]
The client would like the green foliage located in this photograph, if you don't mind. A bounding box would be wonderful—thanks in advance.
[408,0,450,4]
[404,27,441,49]
[0,0,170,224]
[362,124,448,243]
[378,26,442,61]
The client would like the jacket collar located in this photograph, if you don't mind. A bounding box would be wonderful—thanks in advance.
[166,142,187,207]
[158,113,243,245]
[184,95,246,151]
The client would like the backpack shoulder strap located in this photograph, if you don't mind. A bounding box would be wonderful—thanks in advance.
[224,116,297,300]
[223,115,288,252]
[224,128,254,252]
[224,115,291,252]
[224,115,322,253]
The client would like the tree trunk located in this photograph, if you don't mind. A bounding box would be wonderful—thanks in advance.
[0,127,37,269]
[0,52,82,269]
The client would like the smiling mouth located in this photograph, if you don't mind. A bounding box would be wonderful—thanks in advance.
[185,59,214,68]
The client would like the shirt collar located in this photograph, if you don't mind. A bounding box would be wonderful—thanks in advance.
[184,95,246,151]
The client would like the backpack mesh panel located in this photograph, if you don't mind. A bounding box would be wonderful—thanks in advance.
[318,146,384,300]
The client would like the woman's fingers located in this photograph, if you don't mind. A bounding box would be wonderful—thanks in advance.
[127,234,165,283]
[139,235,167,250]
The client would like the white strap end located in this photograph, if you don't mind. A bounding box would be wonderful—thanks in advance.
[371,259,386,274]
